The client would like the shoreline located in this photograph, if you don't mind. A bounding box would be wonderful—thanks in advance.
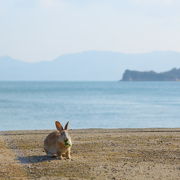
[1,128,180,179]
[1,127,180,132]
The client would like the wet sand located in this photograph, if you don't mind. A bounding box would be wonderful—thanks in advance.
[0,129,180,179]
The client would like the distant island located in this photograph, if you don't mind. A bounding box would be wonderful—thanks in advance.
[121,68,180,81]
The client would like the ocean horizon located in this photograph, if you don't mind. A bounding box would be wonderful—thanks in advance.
[0,81,180,131]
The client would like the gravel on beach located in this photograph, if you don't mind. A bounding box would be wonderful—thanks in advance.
[0,128,180,180]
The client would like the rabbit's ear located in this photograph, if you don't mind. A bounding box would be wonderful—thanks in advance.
[55,121,63,131]
[64,121,69,130]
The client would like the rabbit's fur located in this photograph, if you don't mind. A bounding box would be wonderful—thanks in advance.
[44,121,72,159]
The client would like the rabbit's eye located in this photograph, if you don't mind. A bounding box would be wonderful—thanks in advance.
[61,132,65,136]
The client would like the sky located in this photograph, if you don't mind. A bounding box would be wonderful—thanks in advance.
[0,0,180,62]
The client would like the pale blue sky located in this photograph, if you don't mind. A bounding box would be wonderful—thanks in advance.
[0,0,180,62]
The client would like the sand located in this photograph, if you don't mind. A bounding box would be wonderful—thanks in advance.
[0,129,180,180]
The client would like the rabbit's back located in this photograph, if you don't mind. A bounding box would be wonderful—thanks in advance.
[44,131,59,154]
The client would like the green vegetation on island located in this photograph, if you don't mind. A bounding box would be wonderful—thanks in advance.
[121,68,180,81]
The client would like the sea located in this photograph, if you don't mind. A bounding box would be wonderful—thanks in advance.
[0,81,180,131]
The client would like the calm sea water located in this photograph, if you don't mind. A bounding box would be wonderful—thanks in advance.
[0,81,180,131]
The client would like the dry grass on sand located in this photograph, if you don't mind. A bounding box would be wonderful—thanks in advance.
[0,129,180,179]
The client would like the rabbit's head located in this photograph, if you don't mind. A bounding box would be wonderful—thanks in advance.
[55,121,72,147]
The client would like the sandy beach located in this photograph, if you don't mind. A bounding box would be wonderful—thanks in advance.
[0,129,180,180]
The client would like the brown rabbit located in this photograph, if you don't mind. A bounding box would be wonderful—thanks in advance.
[44,121,72,159]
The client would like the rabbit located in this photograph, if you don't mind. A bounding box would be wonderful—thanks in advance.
[44,121,72,159]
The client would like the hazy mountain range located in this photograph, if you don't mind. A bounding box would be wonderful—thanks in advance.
[1,51,180,81]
